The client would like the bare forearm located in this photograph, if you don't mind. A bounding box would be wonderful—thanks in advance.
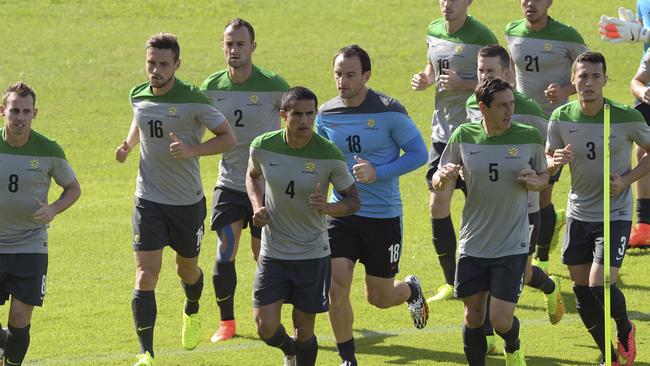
[325,197,360,217]
[246,175,265,211]
[623,153,650,187]
[561,83,576,97]
[191,134,236,157]
[50,180,81,216]
[125,120,140,149]
[631,79,648,101]
[528,172,549,192]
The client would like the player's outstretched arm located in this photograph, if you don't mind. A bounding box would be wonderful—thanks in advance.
[599,8,649,43]
[631,71,650,104]
[374,135,428,180]
[411,61,435,91]
[33,178,81,224]
[171,120,236,159]
[115,118,140,163]
[312,183,360,217]
[611,142,650,196]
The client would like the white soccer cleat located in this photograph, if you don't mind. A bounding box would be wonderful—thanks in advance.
[405,275,429,329]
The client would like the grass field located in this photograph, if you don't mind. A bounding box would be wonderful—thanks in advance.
[1,0,648,365]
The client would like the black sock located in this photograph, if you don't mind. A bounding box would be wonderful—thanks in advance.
[526,265,555,294]
[483,297,494,336]
[535,204,556,261]
[495,316,520,354]
[591,285,632,337]
[295,335,318,366]
[336,338,357,364]
[262,324,295,356]
[574,285,615,360]
[0,323,7,349]
[637,198,650,224]
[5,324,30,366]
[432,216,457,285]
[213,261,237,321]
[463,323,486,366]
[182,269,203,315]
[132,289,156,357]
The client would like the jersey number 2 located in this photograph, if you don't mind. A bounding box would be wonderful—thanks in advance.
[234,109,244,127]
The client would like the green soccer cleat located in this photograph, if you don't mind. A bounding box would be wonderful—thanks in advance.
[544,275,565,325]
[182,313,202,350]
[134,352,154,366]
[549,209,566,253]
[486,335,498,355]
[505,347,527,366]
[427,283,454,303]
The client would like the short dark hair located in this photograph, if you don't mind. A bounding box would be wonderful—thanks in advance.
[478,44,510,71]
[333,44,371,74]
[146,33,180,62]
[281,86,318,112]
[573,51,607,75]
[3,82,36,107]
[475,78,512,108]
[225,18,255,43]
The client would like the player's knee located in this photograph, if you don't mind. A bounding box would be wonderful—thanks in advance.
[135,268,160,290]
[489,315,512,333]
[255,317,278,340]
[429,201,450,218]
[293,325,314,342]
[464,308,484,329]
[176,264,198,282]
[8,309,32,328]
[329,280,351,307]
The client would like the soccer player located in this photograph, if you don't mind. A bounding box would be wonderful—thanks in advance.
[115,33,236,366]
[600,3,650,248]
[201,18,290,343]
[411,0,498,302]
[547,52,649,366]
[506,0,588,272]
[434,78,548,366]
[247,86,360,366]
[0,82,81,366]
[319,45,429,366]
[465,44,564,351]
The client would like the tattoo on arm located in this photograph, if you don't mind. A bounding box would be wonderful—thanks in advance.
[337,183,361,216]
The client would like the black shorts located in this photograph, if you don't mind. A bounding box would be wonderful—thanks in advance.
[328,215,402,278]
[0,253,48,307]
[211,186,261,239]
[252,255,330,314]
[132,197,206,258]
[635,101,650,125]
[455,253,527,304]
[426,141,467,194]
[549,165,563,184]
[528,212,541,255]
[562,218,631,268]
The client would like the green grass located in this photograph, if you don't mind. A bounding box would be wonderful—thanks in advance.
[1,0,648,365]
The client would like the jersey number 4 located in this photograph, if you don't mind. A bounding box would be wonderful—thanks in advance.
[285,180,295,198]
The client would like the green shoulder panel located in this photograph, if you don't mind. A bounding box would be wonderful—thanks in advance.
[448,121,542,145]
[0,128,66,159]
[513,91,547,118]
[505,17,585,45]
[428,16,498,45]
[466,94,478,109]
[550,99,643,124]
[131,78,214,105]
[201,65,289,92]
[252,130,345,161]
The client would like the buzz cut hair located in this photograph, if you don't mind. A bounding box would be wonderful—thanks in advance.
[573,51,607,75]
[478,44,511,71]
[225,18,255,43]
[475,78,512,108]
[3,82,36,107]
[146,32,180,62]
[281,86,318,112]
[334,44,371,74]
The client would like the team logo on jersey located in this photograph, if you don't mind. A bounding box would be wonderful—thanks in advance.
[248,95,261,106]
[455,45,464,55]
[303,161,317,174]
[27,159,42,172]
[542,43,555,54]
[166,105,180,118]
[506,147,520,159]
[367,119,376,128]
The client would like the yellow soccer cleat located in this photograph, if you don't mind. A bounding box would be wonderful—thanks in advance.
[549,209,566,253]
[134,352,154,366]
[182,313,202,350]
[544,275,565,325]
[505,347,527,366]
[427,283,454,303]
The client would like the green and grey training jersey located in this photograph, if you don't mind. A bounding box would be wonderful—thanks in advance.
[506,17,588,116]
[547,99,650,222]
[466,90,548,213]
[440,122,546,258]
[250,130,354,260]
[131,78,226,205]
[0,129,76,253]
[202,65,289,192]
[426,16,498,143]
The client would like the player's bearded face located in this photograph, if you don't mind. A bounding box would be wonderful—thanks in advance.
[146,48,179,89]
[439,0,470,22]
[483,89,514,132]
[1,94,36,139]
[572,62,606,104]
[521,0,551,23]
[222,26,255,69]
[334,55,369,100]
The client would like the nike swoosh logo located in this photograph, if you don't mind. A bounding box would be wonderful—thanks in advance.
[217,97,227,101]
[137,326,153,332]
[631,30,635,41]
[6,360,20,365]
[469,151,479,155]
[216,295,232,303]
[569,129,578,133]
[616,256,624,261]
[269,162,280,166]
